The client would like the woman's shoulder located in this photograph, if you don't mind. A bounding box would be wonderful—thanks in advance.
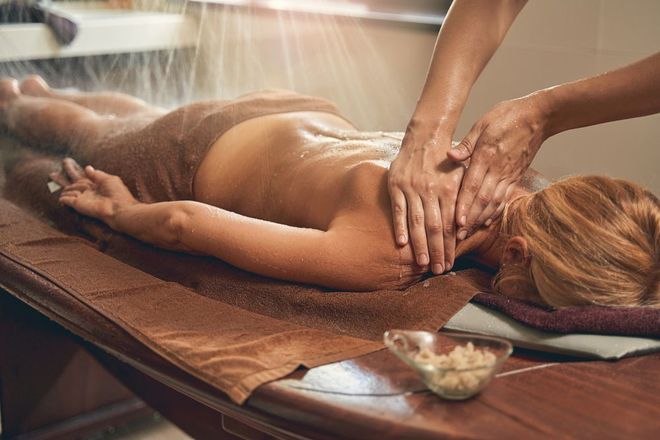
[331,162,427,290]
[327,219,427,290]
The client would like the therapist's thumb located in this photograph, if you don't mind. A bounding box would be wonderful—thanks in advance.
[448,127,480,162]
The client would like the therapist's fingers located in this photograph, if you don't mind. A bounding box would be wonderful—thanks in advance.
[472,178,510,229]
[407,194,429,267]
[447,123,480,162]
[439,193,457,271]
[488,201,507,226]
[390,187,409,246]
[460,174,500,237]
[455,161,488,238]
[422,196,444,274]
[490,184,519,224]
[447,123,480,229]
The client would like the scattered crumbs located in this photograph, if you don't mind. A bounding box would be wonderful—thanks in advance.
[47,181,62,193]
[449,271,456,276]
[422,280,430,288]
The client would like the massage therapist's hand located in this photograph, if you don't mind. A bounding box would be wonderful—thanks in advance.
[57,158,137,225]
[389,128,464,274]
[449,93,549,239]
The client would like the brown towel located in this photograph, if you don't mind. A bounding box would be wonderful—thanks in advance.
[0,152,484,403]
[67,90,346,203]
[473,293,660,338]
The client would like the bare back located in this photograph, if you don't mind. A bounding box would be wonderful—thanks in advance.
[194,111,429,286]
[195,112,402,230]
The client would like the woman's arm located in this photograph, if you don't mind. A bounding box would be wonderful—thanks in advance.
[111,200,378,289]
[58,161,388,291]
[388,0,528,274]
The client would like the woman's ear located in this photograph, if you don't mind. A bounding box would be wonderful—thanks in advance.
[501,236,530,267]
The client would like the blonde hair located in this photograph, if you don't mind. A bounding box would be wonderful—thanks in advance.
[493,176,660,308]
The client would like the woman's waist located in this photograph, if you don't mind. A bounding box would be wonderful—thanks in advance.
[220,110,357,148]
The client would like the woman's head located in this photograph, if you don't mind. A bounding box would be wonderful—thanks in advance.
[494,175,660,308]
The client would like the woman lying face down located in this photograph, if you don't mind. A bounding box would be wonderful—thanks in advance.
[1,76,658,308]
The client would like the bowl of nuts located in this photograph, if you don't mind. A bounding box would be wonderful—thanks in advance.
[383,330,513,400]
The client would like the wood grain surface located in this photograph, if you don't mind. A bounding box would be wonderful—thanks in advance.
[249,348,660,439]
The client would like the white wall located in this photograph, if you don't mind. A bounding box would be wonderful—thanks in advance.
[458,0,660,193]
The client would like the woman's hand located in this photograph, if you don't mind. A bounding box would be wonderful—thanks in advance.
[448,93,550,239]
[389,127,465,274]
[56,158,137,225]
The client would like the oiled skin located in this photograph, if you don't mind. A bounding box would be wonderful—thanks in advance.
[195,112,428,285]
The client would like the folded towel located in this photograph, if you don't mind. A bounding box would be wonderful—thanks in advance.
[473,293,660,338]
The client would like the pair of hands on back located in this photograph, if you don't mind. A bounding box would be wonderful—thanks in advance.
[389,94,547,273]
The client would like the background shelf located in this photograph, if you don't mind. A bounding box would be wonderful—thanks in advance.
[0,2,198,62]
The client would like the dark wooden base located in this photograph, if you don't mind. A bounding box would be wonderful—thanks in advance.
[0,292,155,440]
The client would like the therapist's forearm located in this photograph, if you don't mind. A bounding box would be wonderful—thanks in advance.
[410,0,528,138]
[542,52,660,137]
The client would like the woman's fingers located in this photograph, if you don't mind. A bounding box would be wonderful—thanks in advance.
[390,188,409,246]
[63,157,85,181]
[63,180,93,192]
[407,194,429,267]
[60,189,81,201]
[85,165,113,182]
[422,196,444,273]
[59,195,76,207]
[49,170,71,187]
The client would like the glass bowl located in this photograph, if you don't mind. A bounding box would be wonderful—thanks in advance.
[383,330,513,400]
